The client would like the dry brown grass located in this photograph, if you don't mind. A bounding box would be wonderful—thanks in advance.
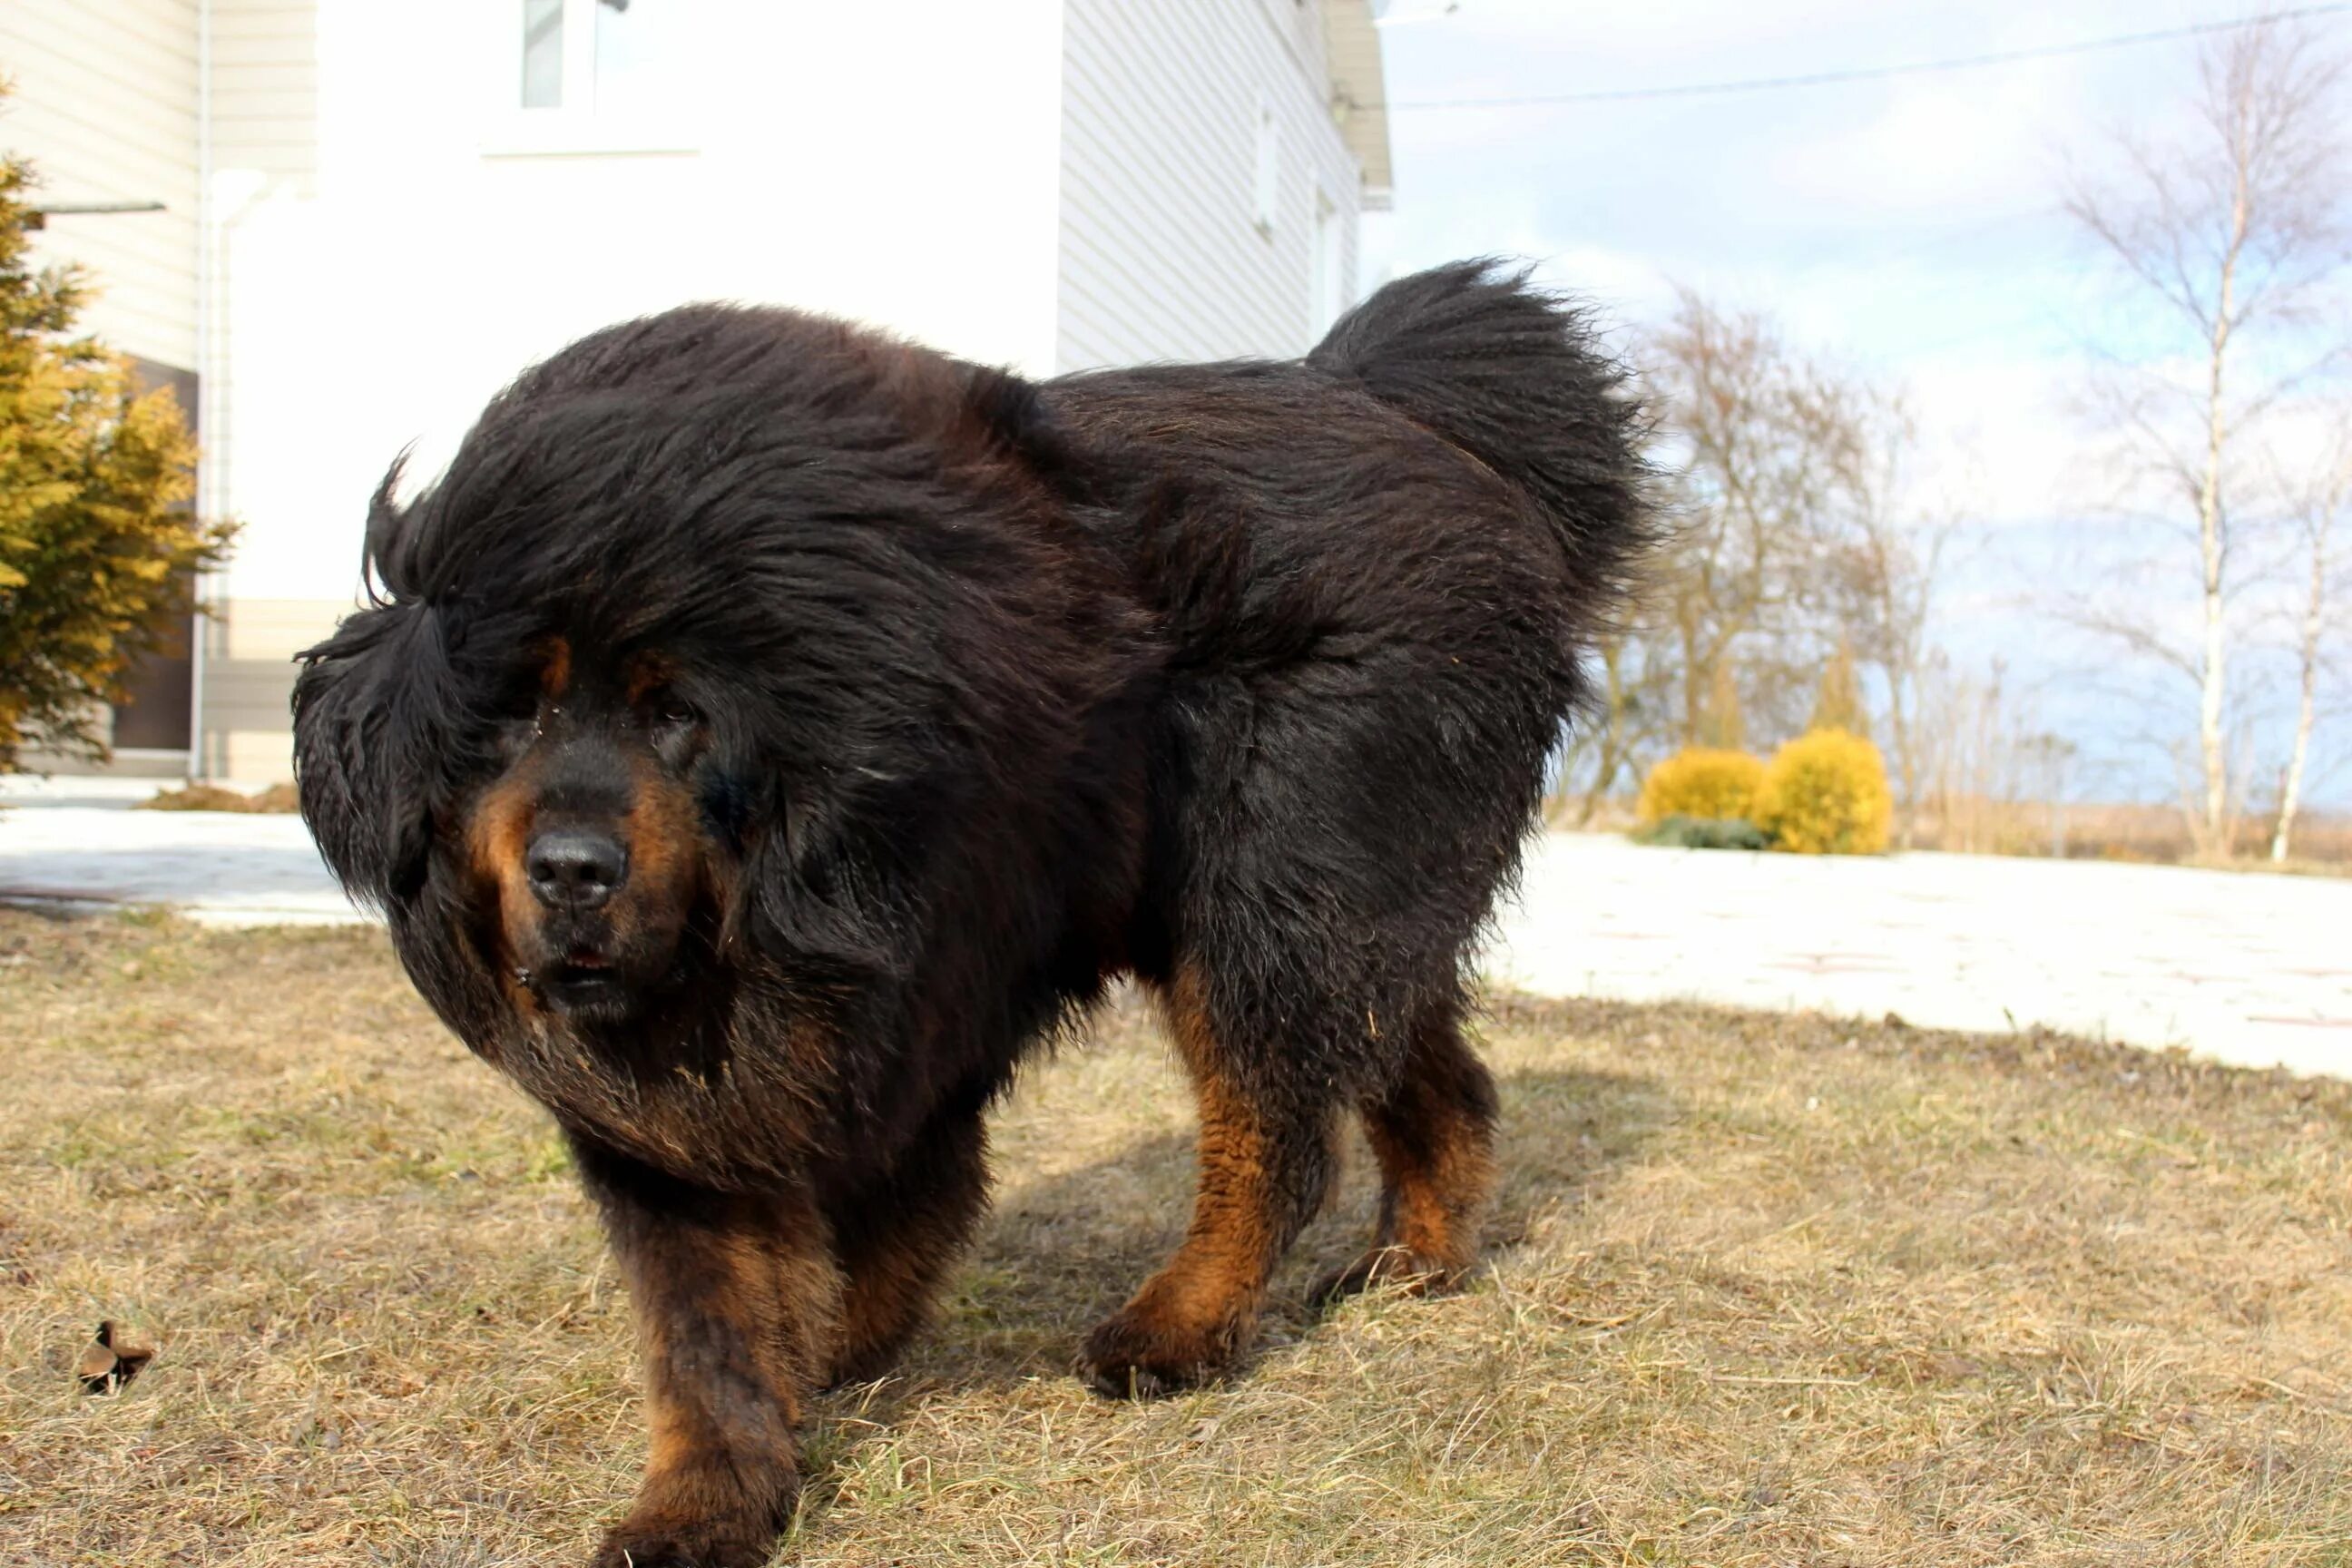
[133,782,300,814]
[1913,799,2352,872]
[4,909,2350,1567]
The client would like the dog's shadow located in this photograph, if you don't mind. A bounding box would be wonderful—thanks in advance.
[813,1060,1671,1426]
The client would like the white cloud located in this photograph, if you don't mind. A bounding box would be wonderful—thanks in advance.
[1764,64,2071,218]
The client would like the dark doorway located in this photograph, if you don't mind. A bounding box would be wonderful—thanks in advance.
[108,358,200,752]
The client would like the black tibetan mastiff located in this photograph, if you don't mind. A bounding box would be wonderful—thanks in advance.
[293,260,1650,1567]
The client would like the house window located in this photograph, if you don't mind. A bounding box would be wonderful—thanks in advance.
[593,0,680,115]
[495,0,695,154]
[521,0,564,107]
[1252,102,1279,235]
[514,0,681,118]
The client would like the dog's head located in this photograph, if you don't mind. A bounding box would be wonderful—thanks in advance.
[452,637,720,1024]
[293,525,750,1034]
[293,303,1100,1041]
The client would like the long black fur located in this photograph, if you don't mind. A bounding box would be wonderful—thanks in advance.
[291,259,1651,1566]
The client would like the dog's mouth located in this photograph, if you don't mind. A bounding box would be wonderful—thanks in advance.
[556,946,614,980]
[533,945,632,1014]
[498,898,701,1028]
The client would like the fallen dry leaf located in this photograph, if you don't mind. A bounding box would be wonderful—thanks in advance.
[75,1320,154,1395]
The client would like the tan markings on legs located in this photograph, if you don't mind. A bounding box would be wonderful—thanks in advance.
[1122,1066,1279,1343]
[1318,1012,1498,1303]
[590,1177,840,1568]
[1081,964,1328,1396]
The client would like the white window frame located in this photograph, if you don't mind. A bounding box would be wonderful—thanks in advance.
[1251,100,1279,237]
[1309,181,1346,338]
[483,0,701,158]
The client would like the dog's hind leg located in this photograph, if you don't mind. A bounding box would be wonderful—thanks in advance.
[1312,998,1498,1304]
[1080,962,1340,1398]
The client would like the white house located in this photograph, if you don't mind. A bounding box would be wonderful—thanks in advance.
[0,0,1391,782]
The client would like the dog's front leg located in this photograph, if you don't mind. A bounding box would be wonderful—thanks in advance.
[571,1135,840,1568]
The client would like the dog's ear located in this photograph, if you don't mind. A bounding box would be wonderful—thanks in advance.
[291,602,439,909]
[293,470,449,907]
[956,363,1075,483]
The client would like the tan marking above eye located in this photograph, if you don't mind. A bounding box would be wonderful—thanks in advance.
[539,636,573,701]
[625,652,679,707]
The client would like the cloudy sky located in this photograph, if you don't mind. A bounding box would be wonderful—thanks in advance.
[1361,0,2351,808]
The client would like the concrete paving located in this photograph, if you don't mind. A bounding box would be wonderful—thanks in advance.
[1491,835,2352,1079]
[5,778,2347,1076]
[0,779,360,926]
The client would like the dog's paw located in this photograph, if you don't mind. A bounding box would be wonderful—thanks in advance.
[588,1517,779,1568]
[818,1332,914,1395]
[1309,1245,1458,1308]
[1078,1306,1242,1399]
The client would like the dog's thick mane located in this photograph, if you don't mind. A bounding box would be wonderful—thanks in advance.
[298,306,1160,1183]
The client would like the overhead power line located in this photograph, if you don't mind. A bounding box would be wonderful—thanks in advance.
[1380,4,2352,111]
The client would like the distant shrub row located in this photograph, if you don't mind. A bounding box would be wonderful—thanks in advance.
[1632,814,1770,851]
[1632,730,1893,856]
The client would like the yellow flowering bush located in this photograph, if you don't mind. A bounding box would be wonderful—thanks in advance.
[1755,729,1892,855]
[1637,747,1765,825]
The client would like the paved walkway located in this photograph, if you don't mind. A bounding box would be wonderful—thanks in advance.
[6,779,2348,1076]
[0,779,359,926]
[1491,837,2352,1079]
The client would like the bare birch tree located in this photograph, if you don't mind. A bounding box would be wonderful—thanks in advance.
[2063,15,2347,856]
[2272,430,2345,859]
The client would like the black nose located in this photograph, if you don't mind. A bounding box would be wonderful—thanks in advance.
[526,828,628,910]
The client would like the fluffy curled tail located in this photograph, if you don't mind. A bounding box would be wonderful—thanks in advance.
[1308,259,1653,611]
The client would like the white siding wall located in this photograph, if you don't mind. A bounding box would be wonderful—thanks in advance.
[203,0,319,576]
[193,0,1068,779]
[1056,0,1363,372]
[191,1,326,779]
[213,0,1066,620]
[0,0,201,371]
[210,0,318,192]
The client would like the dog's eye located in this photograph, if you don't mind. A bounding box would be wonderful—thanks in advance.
[495,686,542,739]
[653,695,700,729]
